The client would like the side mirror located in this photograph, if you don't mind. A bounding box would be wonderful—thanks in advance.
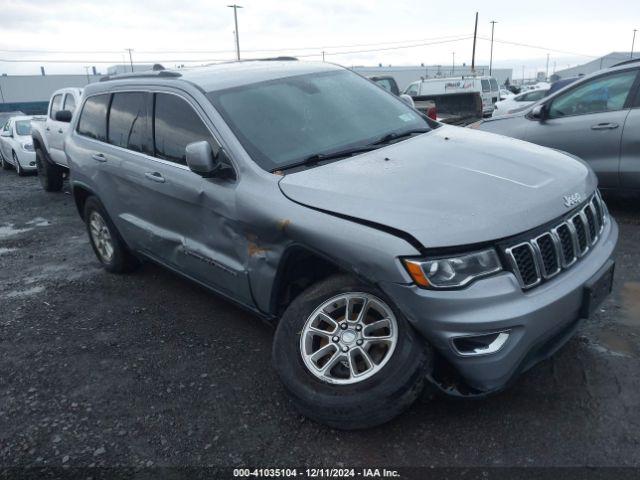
[399,94,415,108]
[530,104,546,120]
[55,110,73,123]
[185,140,234,179]
[0,130,11,138]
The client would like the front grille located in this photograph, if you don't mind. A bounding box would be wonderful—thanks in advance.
[504,192,607,290]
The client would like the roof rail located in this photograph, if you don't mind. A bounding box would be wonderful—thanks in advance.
[99,70,182,82]
[256,56,298,61]
[610,58,640,68]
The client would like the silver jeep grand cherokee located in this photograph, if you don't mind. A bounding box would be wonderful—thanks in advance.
[61,60,617,429]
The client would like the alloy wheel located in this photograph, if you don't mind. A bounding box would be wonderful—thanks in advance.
[89,211,115,263]
[299,293,398,385]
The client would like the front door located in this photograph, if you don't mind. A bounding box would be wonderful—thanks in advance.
[525,69,639,189]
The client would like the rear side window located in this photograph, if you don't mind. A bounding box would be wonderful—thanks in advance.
[63,94,77,113]
[108,92,148,152]
[50,94,63,119]
[489,78,499,91]
[481,79,490,92]
[77,94,110,141]
[154,93,216,165]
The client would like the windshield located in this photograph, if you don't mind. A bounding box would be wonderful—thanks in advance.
[15,120,31,136]
[207,70,433,171]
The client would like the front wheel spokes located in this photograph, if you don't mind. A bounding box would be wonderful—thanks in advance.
[310,344,338,370]
[363,318,393,340]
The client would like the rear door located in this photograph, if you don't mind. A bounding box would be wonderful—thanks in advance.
[620,79,640,188]
[480,78,492,113]
[525,69,639,188]
[0,121,12,159]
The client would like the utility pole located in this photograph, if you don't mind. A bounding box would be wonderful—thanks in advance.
[489,20,497,76]
[228,4,243,61]
[125,48,134,72]
[451,52,455,76]
[322,50,325,62]
[84,66,91,84]
[632,29,638,59]
[522,65,525,83]
[471,12,478,72]
[545,53,550,80]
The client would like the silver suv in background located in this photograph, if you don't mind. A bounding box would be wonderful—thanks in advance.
[62,61,617,429]
[472,60,640,191]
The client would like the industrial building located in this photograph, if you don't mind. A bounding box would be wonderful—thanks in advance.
[552,52,635,80]
[1,62,513,114]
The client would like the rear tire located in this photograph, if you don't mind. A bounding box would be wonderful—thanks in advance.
[36,149,63,191]
[272,274,430,430]
[1,152,12,170]
[83,196,140,273]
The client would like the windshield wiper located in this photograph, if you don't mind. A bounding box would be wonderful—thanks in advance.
[274,145,381,172]
[372,128,430,146]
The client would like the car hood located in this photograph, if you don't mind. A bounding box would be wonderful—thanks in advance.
[278,126,596,248]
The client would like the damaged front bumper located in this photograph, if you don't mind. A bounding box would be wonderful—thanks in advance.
[381,216,618,394]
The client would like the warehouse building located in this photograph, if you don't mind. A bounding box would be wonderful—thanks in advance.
[553,52,635,80]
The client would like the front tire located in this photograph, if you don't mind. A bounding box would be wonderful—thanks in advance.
[13,152,26,177]
[84,196,140,273]
[36,149,63,191]
[273,274,430,430]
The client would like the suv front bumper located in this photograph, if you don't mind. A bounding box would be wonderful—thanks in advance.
[382,216,618,393]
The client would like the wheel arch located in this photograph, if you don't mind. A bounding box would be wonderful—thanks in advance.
[72,182,97,219]
[269,244,349,318]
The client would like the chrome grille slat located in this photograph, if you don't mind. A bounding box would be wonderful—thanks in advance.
[504,192,607,290]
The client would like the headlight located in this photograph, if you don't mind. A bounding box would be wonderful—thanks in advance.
[403,248,502,289]
[22,142,34,152]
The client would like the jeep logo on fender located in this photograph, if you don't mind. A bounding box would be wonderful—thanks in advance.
[563,193,583,208]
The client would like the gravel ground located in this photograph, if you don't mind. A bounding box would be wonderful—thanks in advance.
[1,170,639,472]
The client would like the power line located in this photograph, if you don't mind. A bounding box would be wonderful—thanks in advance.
[0,33,472,55]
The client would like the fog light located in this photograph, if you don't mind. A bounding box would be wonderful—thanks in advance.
[451,331,510,356]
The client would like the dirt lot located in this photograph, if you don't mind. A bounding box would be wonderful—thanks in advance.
[1,170,640,472]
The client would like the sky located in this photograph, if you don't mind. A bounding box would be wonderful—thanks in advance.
[0,0,637,79]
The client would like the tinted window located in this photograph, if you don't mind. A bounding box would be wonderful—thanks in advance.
[549,70,637,118]
[154,93,216,165]
[489,78,499,91]
[208,70,432,171]
[108,92,147,152]
[374,78,394,93]
[481,79,490,92]
[77,94,110,141]
[63,94,76,113]
[50,94,63,119]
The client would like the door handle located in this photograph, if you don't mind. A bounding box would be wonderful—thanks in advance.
[57,129,64,134]
[91,153,107,162]
[45,127,50,132]
[591,122,619,130]
[144,171,165,183]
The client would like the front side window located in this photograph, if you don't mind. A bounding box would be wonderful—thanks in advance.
[548,70,638,119]
[15,120,31,136]
[208,70,432,171]
[374,78,393,93]
[77,94,110,141]
[63,94,77,113]
[108,92,147,152]
[50,94,63,119]
[405,83,419,96]
[481,79,490,92]
[154,93,216,165]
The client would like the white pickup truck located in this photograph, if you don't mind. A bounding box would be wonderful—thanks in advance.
[31,87,83,191]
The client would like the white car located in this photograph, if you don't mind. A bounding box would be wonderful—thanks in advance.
[0,116,38,175]
[499,88,515,100]
[492,88,549,117]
